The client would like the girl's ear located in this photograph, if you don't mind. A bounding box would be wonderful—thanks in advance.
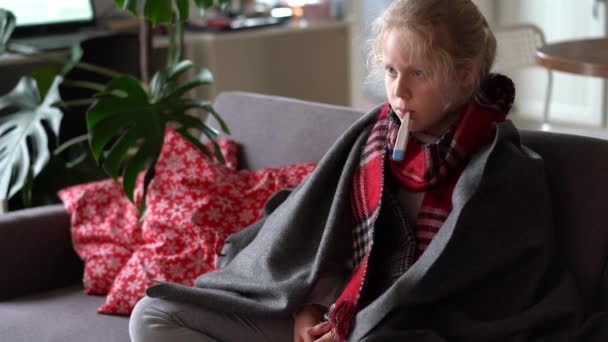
[457,60,479,94]
[458,61,478,87]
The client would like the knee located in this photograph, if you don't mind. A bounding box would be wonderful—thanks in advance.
[129,296,171,342]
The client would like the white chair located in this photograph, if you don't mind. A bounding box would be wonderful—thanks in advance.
[493,23,553,124]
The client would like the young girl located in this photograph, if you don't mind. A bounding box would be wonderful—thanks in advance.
[129,0,594,341]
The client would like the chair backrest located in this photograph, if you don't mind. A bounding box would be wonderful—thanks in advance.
[493,24,553,123]
[212,91,608,314]
[493,23,547,71]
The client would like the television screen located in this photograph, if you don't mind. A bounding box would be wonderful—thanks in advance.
[0,0,94,27]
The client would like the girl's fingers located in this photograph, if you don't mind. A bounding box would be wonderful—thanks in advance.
[296,331,315,342]
[301,335,314,342]
[307,322,333,337]
[314,331,338,342]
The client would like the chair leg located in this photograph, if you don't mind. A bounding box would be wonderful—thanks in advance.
[602,79,608,128]
[543,70,553,124]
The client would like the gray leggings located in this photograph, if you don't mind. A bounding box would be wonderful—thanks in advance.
[129,296,293,342]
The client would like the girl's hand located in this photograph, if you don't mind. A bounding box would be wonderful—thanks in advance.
[293,304,327,342]
[309,322,338,342]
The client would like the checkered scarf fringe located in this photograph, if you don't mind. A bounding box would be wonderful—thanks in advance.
[328,74,515,341]
[351,116,390,266]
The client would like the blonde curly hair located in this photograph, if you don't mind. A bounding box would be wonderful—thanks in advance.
[368,0,496,107]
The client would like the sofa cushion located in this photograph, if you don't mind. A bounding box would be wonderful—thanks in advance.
[58,129,238,295]
[213,91,364,170]
[98,131,317,315]
[0,204,82,300]
[0,285,129,342]
[58,179,143,295]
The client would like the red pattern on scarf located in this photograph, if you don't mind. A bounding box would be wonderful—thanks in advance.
[329,74,514,341]
[403,99,507,257]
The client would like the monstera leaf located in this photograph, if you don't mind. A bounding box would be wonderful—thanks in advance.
[0,9,16,55]
[87,60,229,215]
[0,40,85,206]
[0,75,63,201]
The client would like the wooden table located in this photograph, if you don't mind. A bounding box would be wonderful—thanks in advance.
[536,38,608,126]
[536,38,608,78]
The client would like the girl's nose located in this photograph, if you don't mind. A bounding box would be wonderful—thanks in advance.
[394,78,412,100]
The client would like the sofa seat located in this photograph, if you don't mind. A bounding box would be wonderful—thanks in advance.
[2,92,608,341]
[0,285,129,342]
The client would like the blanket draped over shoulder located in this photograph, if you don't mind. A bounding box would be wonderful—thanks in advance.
[148,103,608,341]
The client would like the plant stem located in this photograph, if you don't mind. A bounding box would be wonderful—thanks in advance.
[176,15,184,64]
[167,8,184,68]
[74,61,124,79]
[59,99,96,108]
[54,134,90,155]
[167,21,177,68]
[62,80,107,92]
[140,19,152,84]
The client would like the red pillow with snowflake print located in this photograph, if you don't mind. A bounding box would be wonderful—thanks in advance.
[98,138,317,315]
[58,129,237,295]
[58,180,143,294]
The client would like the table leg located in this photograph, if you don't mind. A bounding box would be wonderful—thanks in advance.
[603,0,608,128]
[603,79,608,128]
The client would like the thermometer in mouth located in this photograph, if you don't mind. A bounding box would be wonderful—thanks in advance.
[392,111,410,161]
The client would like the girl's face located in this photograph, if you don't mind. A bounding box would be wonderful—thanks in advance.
[382,29,464,136]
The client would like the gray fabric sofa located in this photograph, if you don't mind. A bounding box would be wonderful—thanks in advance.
[1,91,607,341]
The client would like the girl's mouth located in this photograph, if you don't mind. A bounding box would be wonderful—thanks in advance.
[400,110,415,119]
[395,108,414,120]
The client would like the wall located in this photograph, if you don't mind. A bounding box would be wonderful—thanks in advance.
[473,0,496,25]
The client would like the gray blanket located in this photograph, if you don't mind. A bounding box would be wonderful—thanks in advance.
[148,105,605,341]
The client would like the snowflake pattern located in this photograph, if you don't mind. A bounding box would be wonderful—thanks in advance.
[58,129,236,295]
[62,128,316,316]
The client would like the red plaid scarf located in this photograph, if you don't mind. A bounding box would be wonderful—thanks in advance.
[328,74,515,340]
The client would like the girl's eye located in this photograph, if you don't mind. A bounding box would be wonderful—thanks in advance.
[413,69,426,78]
[385,66,397,76]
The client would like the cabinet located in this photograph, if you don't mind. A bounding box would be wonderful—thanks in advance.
[153,21,351,106]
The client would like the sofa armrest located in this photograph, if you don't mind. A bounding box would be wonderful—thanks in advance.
[0,204,83,300]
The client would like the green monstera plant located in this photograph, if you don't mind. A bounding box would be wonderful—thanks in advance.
[0,0,230,215]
